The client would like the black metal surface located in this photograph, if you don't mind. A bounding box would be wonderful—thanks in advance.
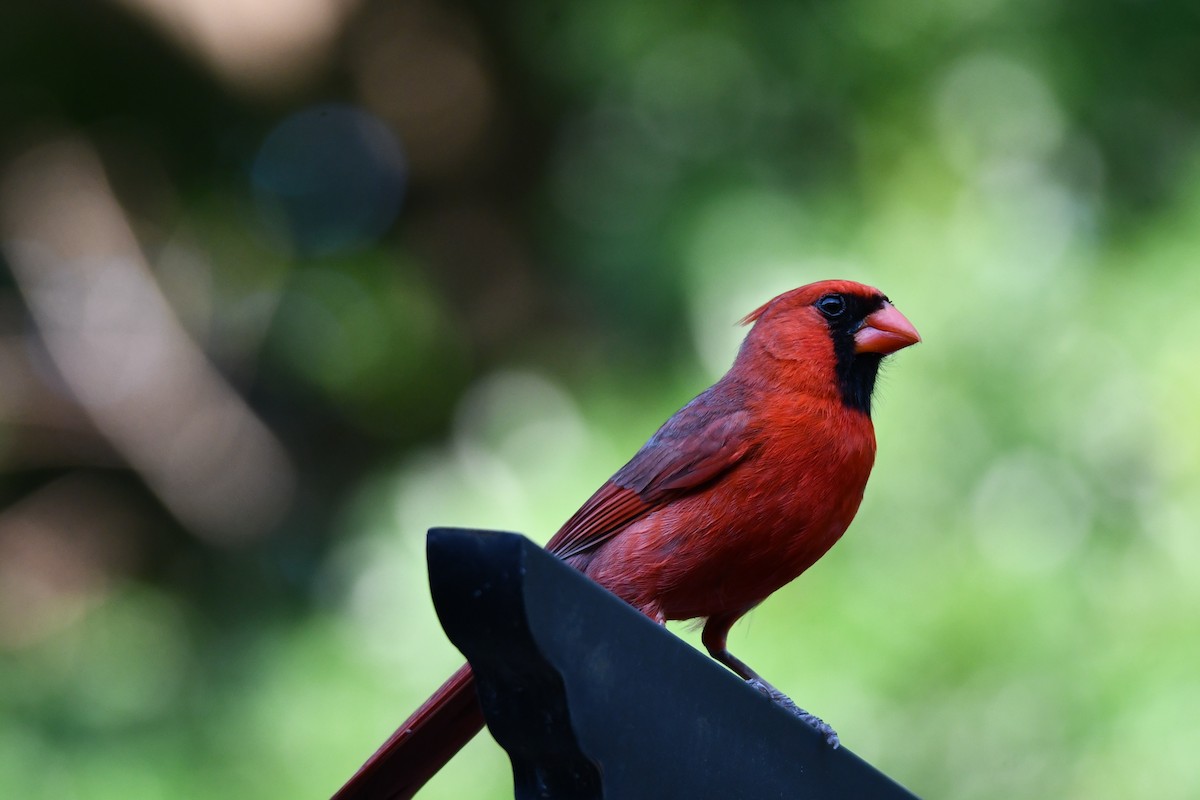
[427,527,919,800]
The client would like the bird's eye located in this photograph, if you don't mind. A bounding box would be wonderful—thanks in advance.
[816,294,846,318]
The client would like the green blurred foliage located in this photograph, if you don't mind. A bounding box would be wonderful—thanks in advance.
[1,1,1199,798]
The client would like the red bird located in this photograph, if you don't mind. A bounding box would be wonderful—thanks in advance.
[333,279,920,799]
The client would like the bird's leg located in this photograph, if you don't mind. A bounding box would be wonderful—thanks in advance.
[701,614,840,748]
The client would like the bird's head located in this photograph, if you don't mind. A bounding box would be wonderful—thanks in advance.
[737,279,920,416]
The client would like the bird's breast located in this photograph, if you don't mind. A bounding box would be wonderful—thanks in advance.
[583,402,877,621]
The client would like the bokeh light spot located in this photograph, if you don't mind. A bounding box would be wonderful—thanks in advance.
[935,54,1066,174]
[252,104,406,256]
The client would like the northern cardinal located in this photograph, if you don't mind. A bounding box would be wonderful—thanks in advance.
[333,279,920,799]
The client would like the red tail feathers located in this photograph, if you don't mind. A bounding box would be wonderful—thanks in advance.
[332,663,483,800]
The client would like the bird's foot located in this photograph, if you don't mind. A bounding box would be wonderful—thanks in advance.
[747,678,840,749]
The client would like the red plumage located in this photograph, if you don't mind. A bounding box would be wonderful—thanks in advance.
[332,279,920,799]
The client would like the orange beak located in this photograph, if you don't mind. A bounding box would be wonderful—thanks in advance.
[854,301,921,355]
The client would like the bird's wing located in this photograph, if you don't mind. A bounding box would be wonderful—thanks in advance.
[546,396,753,561]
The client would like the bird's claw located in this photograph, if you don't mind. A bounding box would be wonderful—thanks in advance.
[747,678,840,749]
